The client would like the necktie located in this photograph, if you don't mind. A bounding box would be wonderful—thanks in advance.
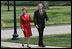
[40,11,43,18]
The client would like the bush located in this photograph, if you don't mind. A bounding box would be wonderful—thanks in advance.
[49,1,71,6]
[1,21,5,27]
[1,1,71,6]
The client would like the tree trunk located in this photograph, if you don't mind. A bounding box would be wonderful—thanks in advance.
[42,1,49,9]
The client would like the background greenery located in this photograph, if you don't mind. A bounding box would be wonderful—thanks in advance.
[1,1,71,28]
[2,33,71,48]
[1,1,71,6]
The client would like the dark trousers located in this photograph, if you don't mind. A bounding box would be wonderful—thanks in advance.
[38,27,44,45]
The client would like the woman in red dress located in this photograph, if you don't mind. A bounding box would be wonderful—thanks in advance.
[20,7,34,48]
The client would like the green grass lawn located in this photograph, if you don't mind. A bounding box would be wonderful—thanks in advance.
[1,6,71,28]
[1,46,10,48]
[2,33,71,48]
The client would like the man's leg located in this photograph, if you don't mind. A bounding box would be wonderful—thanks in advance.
[38,28,43,46]
[42,28,44,45]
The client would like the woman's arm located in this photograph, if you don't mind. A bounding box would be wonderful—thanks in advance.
[20,16,24,29]
[29,15,34,22]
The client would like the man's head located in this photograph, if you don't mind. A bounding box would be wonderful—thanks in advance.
[38,3,43,10]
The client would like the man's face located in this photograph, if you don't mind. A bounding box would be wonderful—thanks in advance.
[38,5,43,10]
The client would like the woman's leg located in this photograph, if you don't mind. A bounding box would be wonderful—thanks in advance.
[27,37,30,47]
[22,37,27,46]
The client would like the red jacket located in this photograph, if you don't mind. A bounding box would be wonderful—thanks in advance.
[20,14,34,29]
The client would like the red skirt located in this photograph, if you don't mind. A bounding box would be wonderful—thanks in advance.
[23,26,32,37]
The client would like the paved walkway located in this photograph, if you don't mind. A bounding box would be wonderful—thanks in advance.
[1,24,71,40]
[1,42,65,48]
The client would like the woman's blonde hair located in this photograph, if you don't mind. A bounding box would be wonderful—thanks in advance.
[22,7,27,12]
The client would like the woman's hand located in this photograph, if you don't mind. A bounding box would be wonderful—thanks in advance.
[22,29,24,31]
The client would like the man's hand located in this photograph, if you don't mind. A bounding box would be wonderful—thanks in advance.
[47,21,49,24]
[36,25,39,29]
[22,29,24,31]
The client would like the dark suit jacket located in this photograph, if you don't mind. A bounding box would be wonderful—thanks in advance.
[34,10,49,28]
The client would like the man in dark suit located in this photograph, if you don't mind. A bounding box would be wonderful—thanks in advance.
[34,3,49,47]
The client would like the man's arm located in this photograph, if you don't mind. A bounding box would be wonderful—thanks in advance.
[34,12,39,28]
[44,11,49,24]
[34,12,37,25]
[44,11,48,21]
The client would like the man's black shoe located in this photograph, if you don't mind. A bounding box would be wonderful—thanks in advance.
[39,45,45,47]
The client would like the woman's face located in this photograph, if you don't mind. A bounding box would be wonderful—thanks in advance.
[23,9,27,14]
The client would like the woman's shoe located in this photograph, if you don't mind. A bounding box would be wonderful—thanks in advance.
[22,43,24,47]
[27,45,31,48]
